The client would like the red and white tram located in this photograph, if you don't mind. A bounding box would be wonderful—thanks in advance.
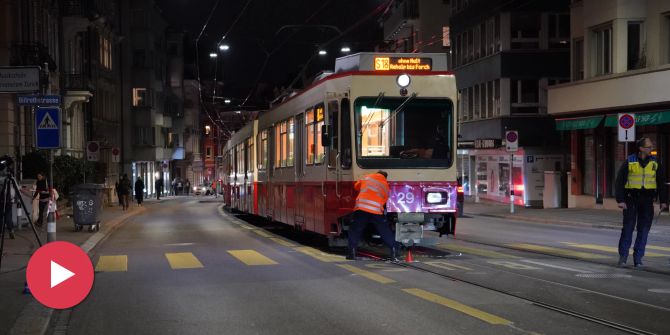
[223,53,458,246]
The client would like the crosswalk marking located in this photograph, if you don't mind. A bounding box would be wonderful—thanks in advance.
[509,243,607,259]
[269,237,297,247]
[228,250,278,265]
[562,242,669,257]
[647,245,670,252]
[294,246,347,262]
[436,244,518,259]
[253,230,274,238]
[95,255,128,272]
[403,288,512,325]
[165,252,204,269]
[337,264,395,284]
[424,261,473,271]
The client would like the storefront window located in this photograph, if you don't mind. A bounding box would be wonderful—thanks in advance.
[583,135,595,195]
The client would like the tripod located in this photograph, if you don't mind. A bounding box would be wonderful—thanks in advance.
[0,170,43,272]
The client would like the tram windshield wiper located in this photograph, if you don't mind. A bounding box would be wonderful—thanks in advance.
[380,92,417,128]
[360,92,385,134]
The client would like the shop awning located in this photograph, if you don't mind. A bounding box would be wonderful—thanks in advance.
[604,111,670,127]
[555,115,604,131]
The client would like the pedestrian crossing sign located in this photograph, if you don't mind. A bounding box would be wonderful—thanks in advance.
[35,107,61,149]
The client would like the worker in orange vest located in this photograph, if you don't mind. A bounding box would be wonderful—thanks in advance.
[347,170,399,261]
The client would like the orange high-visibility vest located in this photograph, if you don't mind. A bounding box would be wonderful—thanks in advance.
[354,173,389,215]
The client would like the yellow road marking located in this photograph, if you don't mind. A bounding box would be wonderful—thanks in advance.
[253,230,274,238]
[647,245,670,252]
[165,252,204,269]
[424,261,473,271]
[436,244,518,259]
[269,237,297,247]
[509,244,607,259]
[562,242,669,257]
[337,264,395,284]
[228,250,278,265]
[240,224,256,230]
[403,288,512,325]
[294,246,347,262]
[95,255,128,272]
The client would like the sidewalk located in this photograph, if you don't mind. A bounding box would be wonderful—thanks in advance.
[464,198,670,229]
[0,197,155,335]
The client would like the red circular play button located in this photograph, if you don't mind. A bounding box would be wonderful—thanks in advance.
[26,241,94,309]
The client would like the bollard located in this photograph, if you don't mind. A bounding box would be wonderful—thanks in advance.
[46,201,56,242]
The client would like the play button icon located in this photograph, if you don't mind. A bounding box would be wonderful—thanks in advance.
[27,241,94,309]
[51,261,75,288]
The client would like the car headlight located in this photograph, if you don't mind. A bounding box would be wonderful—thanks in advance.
[426,192,443,204]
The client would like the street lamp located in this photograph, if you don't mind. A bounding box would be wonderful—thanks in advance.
[224,99,231,104]
[340,46,351,53]
[219,44,230,51]
[318,50,327,56]
[209,52,218,58]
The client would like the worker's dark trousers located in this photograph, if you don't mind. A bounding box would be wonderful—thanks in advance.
[348,210,396,252]
[618,197,654,263]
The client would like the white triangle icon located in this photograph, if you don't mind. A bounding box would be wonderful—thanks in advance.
[38,113,57,129]
[51,260,75,288]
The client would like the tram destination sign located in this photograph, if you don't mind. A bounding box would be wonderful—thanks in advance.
[374,57,432,71]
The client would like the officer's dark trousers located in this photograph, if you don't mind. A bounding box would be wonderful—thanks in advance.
[348,210,396,251]
[618,196,654,263]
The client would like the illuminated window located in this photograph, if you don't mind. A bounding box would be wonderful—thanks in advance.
[442,26,450,47]
[287,118,294,166]
[305,109,315,165]
[132,88,148,107]
[205,125,211,135]
[315,106,325,164]
[237,143,244,174]
[359,106,390,156]
[275,125,281,167]
[100,35,112,70]
[258,130,268,170]
[279,121,287,167]
[246,137,254,172]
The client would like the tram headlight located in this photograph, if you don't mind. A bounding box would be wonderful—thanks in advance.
[426,192,444,204]
[396,74,411,88]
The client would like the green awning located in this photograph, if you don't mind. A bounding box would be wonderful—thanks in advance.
[604,111,670,127]
[556,115,604,131]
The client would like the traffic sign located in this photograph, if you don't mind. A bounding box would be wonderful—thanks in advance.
[17,94,61,106]
[26,241,94,309]
[618,113,635,142]
[0,66,40,92]
[111,147,121,163]
[505,130,519,152]
[87,141,100,161]
[35,107,61,149]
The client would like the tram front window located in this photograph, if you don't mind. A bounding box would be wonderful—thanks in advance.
[355,97,453,168]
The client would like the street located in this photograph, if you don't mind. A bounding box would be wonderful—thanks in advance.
[50,198,670,335]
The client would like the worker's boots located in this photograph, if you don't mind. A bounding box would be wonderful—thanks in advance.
[346,247,357,260]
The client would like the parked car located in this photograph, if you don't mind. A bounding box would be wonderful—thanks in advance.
[194,184,213,196]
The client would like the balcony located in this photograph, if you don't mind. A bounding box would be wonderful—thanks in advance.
[63,73,93,91]
[10,43,57,70]
[548,65,670,115]
[382,0,419,40]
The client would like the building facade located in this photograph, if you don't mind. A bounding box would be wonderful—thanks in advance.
[548,0,670,209]
[380,0,451,53]
[451,0,571,207]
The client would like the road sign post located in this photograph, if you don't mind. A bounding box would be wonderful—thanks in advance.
[618,113,635,158]
[505,131,519,214]
[35,107,61,149]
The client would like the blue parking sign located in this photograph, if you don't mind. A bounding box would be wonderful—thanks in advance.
[35,107,61,149]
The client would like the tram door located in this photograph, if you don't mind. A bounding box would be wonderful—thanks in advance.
[294,113,305,229]
[325,99,341,234]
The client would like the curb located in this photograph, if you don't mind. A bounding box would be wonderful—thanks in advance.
[8,206,147,335]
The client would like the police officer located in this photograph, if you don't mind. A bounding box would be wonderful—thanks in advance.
[347,170,399,261]
[615,138,668,267]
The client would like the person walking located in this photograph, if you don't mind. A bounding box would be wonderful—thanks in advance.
[185,179,191,196]
[135,177,145,206]
[155,176,163,200]
[615,137,668,267]
[347,170,399,261]
[32,172,50,227]
[119,174,132,210]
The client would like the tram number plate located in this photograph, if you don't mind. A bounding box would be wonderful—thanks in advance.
[397,213,424,223]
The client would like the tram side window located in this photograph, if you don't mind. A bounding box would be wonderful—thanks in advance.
[275,125,282,167]
[279,121,288,167]
[327,100,339,168]
[315,104,325,164]
[246,137,254,173]
[237,143,244,175]
[258,129,268,170]
[305,108,315,165]
[287,118,294,166]
[340,98,352,169]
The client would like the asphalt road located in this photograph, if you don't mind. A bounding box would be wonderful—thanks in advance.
[53,198,670,335]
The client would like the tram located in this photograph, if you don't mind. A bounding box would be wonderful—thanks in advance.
[222,52,458,246]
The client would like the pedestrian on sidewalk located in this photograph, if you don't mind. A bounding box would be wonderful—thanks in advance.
[135,177,145,206]
[185,179,191,196]
[347,170,399,261]
[119,174,132,210]
[155,176,163,200]
[615,137,668,267]
[32,172,50,227]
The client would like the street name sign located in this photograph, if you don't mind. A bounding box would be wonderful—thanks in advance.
[505,130,519,152]
[0,66,40,92]
[35,107,61,149]
[618,113,635,142]
[18,95,61,106]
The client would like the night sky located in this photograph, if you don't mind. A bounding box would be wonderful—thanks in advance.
[159,0,386,110]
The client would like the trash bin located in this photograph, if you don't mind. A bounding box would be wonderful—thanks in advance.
[71,183,105,232]
[543,171,562,209]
